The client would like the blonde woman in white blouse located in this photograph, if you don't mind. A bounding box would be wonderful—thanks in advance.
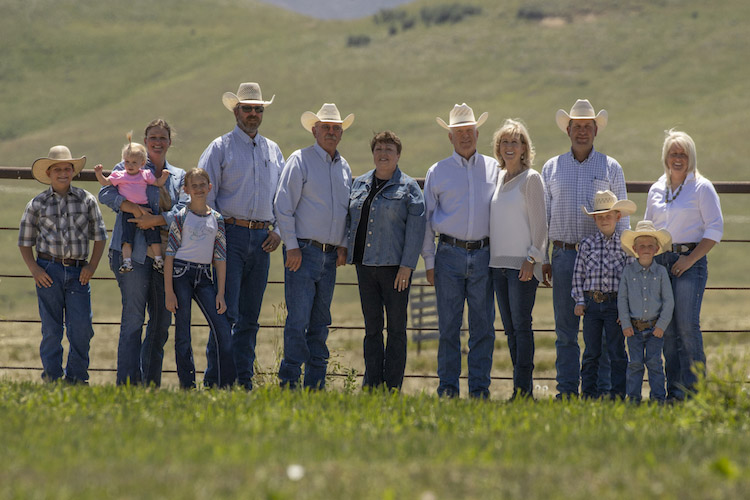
[645,129,723,401]
[489,119,548,400]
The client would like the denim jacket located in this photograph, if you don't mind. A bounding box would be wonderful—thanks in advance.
[345,167,425,268]
[99,158,189,265]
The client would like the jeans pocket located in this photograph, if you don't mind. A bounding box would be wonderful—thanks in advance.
[172,262,189,278]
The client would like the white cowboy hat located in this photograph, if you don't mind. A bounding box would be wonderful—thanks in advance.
[300,103,355,132]
[555,99,608,133]
[621,220,672,257]
[581,190,636,216]
[436,103,488,130]
[31,145,86,185]
[222,82,275,111]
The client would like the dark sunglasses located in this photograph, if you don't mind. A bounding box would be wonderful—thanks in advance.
[240,105,264,113]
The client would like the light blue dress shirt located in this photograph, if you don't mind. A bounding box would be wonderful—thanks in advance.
[617,260,674,332]
[421,151,499,270]
[274,143,352,250]
[199,126,285,224]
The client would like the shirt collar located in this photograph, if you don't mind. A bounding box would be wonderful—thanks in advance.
[313,142,339,163]
[595,230,621,245]
[567,146,597,164]
[232,125,260,145]
[452,150,477,167]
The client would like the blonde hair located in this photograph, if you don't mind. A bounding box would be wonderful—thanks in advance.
[661,128,699,188]
[121,131,148,163]
[492,119,535,169]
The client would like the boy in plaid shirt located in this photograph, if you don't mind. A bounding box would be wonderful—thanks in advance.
[572,190,635,399]
[18,145,107,384]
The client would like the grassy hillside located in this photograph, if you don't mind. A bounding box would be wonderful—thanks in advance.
[1,0,749,181]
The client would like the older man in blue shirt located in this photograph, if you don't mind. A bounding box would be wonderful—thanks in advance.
[199,82,285,389]
[422,103,498,399]
[274,103,353,389]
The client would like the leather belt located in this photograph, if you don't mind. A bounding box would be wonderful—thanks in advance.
[37,252,87,267]
[224,217,271,230]
[553,240,578,251]
[631,318,658,332]
[439,234,490,250]
[585,291,618,303]
[298,239,337,253]
[671,243,697,253]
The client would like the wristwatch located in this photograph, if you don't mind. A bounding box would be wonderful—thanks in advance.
[526,256,535,264]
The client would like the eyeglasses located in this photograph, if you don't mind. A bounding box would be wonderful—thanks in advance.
[240,105,264,114]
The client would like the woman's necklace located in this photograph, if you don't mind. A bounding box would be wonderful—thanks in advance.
[374,176,388,190]
[666,180,684,204]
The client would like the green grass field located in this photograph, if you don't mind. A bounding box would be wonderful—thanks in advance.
[2,367,750,499]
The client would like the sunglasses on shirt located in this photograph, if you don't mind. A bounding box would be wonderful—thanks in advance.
[240,105,265,113]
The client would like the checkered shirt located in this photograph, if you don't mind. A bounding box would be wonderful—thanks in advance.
[571,230,630,305]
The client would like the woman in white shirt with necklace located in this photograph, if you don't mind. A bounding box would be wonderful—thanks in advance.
[489,119,547,400]
[645,129,723,401]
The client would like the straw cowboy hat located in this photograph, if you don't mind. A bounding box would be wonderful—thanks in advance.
[222,82,275,111]
[31,145,86,185]
[621,220,672,257]
[300,103,355,133]
[555,99,608,133]
[581,190,636,216]
[436,103,488,130]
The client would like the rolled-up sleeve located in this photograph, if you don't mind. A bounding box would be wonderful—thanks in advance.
[699,181,723,243]
[420,167,437,270]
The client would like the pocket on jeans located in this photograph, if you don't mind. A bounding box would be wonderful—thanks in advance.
[172,262,189,278]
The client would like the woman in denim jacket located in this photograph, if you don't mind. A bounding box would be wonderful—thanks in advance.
[345,131,425,390]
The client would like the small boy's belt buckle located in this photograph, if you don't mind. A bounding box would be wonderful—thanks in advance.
[632,318,657,331]
[592,291,605,303]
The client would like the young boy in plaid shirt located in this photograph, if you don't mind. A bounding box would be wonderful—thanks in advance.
[572,190,636,399]
[18,145,107,384]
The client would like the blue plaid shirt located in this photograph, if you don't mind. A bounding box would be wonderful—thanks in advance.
[572,230,630,305]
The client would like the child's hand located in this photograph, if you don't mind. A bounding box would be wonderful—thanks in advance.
[79,264,96,285]
[216,293,227,314]
[94,164,103,173]
[160,170,171,179]
[623,327,635,337]
[165,291,178,313]
[31,265,53,288]
[653,327,664,338]
[574,304,585,316]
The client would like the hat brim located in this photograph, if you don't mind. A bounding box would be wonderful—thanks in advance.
[31,157,86,185]
[621,228,672,257]
[222,92,275,111]
[581,199,637,217]
[436,111,489,130]
[301,112,355,133]
[556,109,608,134]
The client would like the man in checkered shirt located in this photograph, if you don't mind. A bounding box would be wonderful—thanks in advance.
[541,99,630,399]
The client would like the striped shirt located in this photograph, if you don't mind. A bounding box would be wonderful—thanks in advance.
[166,207,226,264]
[200,126,284,224]
[572,230,630,305]
[18,186,107,260]
[541,148,629,263]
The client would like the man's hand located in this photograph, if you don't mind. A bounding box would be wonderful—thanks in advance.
[336,247,347,267]
[285,248,302,272]
[542,264,552,287]
[261,232,281,253]
[426,268,435,286]
[574,304,585,316]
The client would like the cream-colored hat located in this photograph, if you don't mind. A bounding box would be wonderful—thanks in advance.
[555,99,608,133]
[222,82,275,111]
[621,220,672,257]
[301,103,354,132]
[436,103,488,130]
[581,190,636,216]
[31,145,86,185]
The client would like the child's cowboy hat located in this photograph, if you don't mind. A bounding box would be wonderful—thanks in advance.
[621,220,672,257]
[555,99,608,133]
[31,145,86,185]
[436,103,488,130]
[581,190,636,216]
[222,82,275,111]
[300,103,354,132]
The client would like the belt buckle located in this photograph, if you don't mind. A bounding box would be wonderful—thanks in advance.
[592,291,605,303]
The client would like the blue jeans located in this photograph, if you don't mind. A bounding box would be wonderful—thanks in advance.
[656,252,708,399]
[121,204,161,246]
[110,249,171,386]
[581,297,627,399]
[626,328,666,402]
[492,267,537,397]
[171,260,236,389]
[278,241,337,389]
[35,258,94,382]
[205,225,270,389]
[551,247,611,396]
[355,264,409,390]
[434,242,495,398]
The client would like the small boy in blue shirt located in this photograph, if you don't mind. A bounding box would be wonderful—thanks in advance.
[572,190,636,399]
[618,220,674,403]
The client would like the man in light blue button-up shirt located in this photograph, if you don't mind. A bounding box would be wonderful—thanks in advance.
[198,82,285,389]
[421,104,498,399]
[275,103,353,389]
